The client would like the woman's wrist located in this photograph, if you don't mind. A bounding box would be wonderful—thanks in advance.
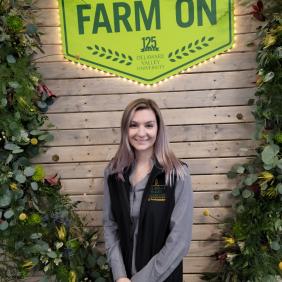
[116,278,131,282]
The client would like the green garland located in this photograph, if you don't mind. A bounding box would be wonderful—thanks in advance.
[201,3,282,282]
[0,1,110,281]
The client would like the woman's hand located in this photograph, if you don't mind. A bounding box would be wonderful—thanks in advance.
[116,278,131,282]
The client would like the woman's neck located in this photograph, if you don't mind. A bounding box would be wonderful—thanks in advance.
[134,149,154,166]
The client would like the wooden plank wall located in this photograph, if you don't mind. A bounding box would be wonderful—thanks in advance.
[29,1,259,281]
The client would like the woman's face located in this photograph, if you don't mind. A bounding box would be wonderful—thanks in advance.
[128,108,158,154]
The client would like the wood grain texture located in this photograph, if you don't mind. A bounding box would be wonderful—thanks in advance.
[43,106,254,130]
[38,157,253,178]
[34,140,256,164]
[60,174,236,195]
[42,88,256,113]
[45,123,256,146]
[44,70,255,95]
[68,191,234,211]
[77,207,232,225]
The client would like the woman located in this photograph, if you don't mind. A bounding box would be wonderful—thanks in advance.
[103,98,193,282]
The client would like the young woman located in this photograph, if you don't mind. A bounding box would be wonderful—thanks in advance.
[103,98,193,282]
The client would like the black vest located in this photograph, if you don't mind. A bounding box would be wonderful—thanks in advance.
[107,162,183,282]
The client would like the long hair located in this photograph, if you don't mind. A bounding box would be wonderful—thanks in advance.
[109,98,187,185]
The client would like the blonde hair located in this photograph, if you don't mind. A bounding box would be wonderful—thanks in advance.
[109,98,187,185]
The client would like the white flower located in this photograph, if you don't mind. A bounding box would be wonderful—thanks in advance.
[43,264,50,272]
[226,253,237,265]
[55,241,64,249]
[238,241,245,251]
[40,256,49,264]
[54,257,62,266]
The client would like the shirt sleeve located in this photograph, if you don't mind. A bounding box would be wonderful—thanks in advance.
[131,164,194,282]
[103,167,128,281]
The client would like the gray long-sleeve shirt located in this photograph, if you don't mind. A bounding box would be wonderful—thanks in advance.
[103,164,193,282]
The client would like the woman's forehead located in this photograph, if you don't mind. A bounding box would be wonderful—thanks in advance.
[131,108,157,122]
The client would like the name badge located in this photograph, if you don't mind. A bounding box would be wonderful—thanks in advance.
[148,179,166,202]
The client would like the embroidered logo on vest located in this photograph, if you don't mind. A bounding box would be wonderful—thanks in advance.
[148,179,166,202]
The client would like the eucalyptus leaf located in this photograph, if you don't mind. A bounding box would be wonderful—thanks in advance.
[31,182,38,191]
[97,256,107,266]
[12,148,24,154]
[5,154,13,165]
[4,209,14,219]
[0,221,9,231]
[24,166,35,177]
[227,170,237,179]
[6,55,16,64]
[0,189,12,207]
[38,134,49,141]
[36,101,47,109]
[276,159,282,169]
[15,241,24,250]
[30,130,44,136]
[45,134,54,142]
[232,187,241,197]
[37,241,50,252]
[4,143,19,151]
[47,251,57,258]
[15,173,26,183]
[270,241,280,251]
[263,163,274,170]
[30,233,42,240]
[16,157,30,166]
[244,174,257,186]
[9,218,16,226]
[242,189,253,199]
[261,145,279,165]
[236,166,245,174]
[13,189,24,200]
[277,183,282,194]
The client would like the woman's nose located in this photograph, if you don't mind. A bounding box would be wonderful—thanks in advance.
[137,126,146,136]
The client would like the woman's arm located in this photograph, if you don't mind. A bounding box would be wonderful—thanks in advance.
[131,165,194,282]
[103,168,129,281]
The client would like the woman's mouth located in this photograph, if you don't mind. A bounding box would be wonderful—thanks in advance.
[135,139,149,143]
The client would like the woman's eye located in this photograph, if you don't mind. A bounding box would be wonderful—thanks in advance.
[146,124,153,128]
[129,124,137,128]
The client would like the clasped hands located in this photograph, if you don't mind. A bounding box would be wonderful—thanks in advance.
[117,278,131,282]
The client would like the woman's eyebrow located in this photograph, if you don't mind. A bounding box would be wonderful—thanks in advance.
[130,120,156,124]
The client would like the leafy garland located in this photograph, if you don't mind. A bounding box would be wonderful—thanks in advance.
[202,1,282,281]
[0,1,110,281]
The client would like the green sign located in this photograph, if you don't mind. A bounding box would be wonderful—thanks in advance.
[59,0,234,84]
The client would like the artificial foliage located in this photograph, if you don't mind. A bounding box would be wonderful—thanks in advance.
[202,2,282,282]
[0,1,110,281]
